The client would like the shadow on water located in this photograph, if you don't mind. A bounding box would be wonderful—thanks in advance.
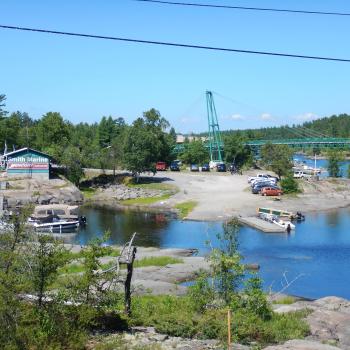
[74,205,350,300]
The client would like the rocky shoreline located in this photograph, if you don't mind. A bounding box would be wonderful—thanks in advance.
[90,296,350,349]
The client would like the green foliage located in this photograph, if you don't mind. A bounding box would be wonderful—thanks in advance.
[0,94,7,118]
[223,136,253,168]
[29,235,69,306]
[280,174,300,194]
[327,150,344,177]
[180,140,208,165]
[209,218,245,304]
[261,143,293,179]
[130,294,309,345]
[219,114,350,140]
[61,145,84,186]
[174,200,197,219]
[348,165,350,179]
[134,256,183,268]
[122,109,173,177]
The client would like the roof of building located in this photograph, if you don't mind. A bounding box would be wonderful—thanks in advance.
[4,147,52,159]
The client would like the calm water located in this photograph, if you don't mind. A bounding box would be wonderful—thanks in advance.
[294,154,350,178]
[75,206,350,300]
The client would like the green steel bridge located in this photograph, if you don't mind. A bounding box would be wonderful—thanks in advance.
[175,91,350,158]
[173,137,350,156]
[245,137,350,155]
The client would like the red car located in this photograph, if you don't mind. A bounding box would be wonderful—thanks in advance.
[261,187,283,196]
[156,161,167,171]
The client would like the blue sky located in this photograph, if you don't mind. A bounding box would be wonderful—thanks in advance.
[1,0,350,133]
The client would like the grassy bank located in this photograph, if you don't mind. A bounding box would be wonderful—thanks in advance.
[58,255,183,275]
[175,200,198,219]
[121,193,172,205]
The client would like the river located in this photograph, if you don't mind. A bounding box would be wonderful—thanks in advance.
[294,153,350,177]
[75,206,350,300]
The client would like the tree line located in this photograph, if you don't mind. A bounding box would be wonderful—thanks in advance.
[0,94,178,184]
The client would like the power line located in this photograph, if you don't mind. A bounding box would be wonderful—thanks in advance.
[133,0,350,17]
[1,24,350,63]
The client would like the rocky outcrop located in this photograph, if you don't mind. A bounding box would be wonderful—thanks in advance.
[274,297,350,349]
[3,178,83,208]
[91,183,172,201]
[263,339,341,350]
[99,327,249,350]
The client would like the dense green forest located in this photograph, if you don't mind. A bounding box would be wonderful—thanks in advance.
[0,94,177,179]
[1,93,350,178]
[220,114,350,140]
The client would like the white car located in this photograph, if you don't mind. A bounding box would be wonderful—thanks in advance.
[248,174,269,183]
[293,171,312,179]
[251,177,277,187]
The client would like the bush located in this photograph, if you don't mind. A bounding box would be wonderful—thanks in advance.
[280,174,299,194]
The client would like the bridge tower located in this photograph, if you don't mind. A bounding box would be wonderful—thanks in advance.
[206,91,223,162]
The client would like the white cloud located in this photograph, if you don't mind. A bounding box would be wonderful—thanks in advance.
[294,113,319,122]
[230,114,246,120]
[260,113,274,121]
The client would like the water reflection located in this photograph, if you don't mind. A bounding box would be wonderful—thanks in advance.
[75,206,350,300]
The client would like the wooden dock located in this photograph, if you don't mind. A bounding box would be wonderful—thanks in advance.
[239,216,286,233]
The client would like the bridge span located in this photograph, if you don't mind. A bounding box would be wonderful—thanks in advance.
[245,137,350,155]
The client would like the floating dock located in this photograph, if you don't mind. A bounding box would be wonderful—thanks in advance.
[239,216,285,233]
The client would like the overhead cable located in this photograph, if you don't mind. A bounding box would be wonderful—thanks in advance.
[1,25,350,63]
[133,0,350,17]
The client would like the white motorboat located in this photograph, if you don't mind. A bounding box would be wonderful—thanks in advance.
[29,215,80,233]
[272,218,295,231]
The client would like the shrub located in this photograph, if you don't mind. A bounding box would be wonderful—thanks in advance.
[280,174,299,194]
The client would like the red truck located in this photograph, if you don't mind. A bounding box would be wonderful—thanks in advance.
[156,161,167,171]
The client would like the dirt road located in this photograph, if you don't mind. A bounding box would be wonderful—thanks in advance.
[151,171,350,221]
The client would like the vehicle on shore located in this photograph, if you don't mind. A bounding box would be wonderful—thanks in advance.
[169,162,180,171]
[261,187,283,196]
[190,164,199,172]
[216,163,226,172]
[250,178,277,188]
[248,173,278,183]
[252,182,278,194]
[293,171,312,179]
[156,161,167,171]
[201,163,210,172]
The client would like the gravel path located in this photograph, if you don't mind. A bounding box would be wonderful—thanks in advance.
[149,171,350,221]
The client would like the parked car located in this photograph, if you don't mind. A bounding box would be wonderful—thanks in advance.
[252,182,277,194]
[248,173,278,183]
[201,163,210,172]
[293,171,312,179]
[250,178,277,187]
[216,163,226,172]
[261,187,283,196]
[156,161,167,171]
[190,164,199,172]
[169,162,180,171]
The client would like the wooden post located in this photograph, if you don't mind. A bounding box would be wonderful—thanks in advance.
[227,309,231,349]
[124,247,137,316]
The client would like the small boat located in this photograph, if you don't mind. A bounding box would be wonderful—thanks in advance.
[258,207,305,221]
[29,204,86,227]
[258,212,295,232]
[272,217,295,231]
[258,207,295,219]
[29,214,80,233]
